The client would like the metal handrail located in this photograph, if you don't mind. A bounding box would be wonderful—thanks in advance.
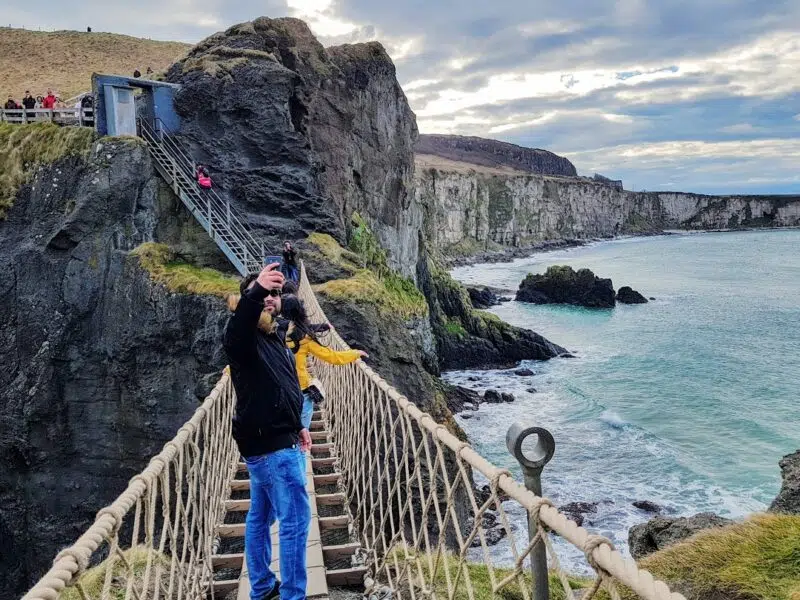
[147,118,262,256]
[138,117,268,273]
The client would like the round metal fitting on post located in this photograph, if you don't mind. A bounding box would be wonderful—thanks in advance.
[505,422,555,471]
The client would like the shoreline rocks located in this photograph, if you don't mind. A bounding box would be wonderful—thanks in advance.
[628,513,733,559]
[617,286,648,304]
[467,286,503,309]
[769,449,800,514]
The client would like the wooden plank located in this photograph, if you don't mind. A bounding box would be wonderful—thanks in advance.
[225,499,250,512]
[230,479,250,491]
[310,421,325,431]
[326,566,367,587]
[322,542,361,560]
[311,457,338,468]
[212,553,244,570]
[310,443,334,455]
[318,515,350,531]
[316,492,345,506]
[310,431,330,441]
[216,523,245,538]
[211,579,239,595]
[313,473,341,486]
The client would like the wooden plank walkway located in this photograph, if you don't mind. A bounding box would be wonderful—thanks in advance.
[235,453,329,600]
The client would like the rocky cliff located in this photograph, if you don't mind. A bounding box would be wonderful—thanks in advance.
[416,162,800,257]
[165,18,420,278]
[0,134,232,596]
[416,134,577,176]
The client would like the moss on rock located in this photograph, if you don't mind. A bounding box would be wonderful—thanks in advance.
[0,122,95,218]
[132,242,239,298]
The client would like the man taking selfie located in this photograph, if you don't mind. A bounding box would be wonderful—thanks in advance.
[223,263,312,600]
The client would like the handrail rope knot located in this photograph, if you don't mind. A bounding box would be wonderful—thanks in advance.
[53,547,91,584]
[530,497,555,532]
[96,506,126,536]
[580,534,618,600]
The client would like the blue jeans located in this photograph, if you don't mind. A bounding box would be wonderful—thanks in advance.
[286,265,299,283]
[244,447,311,600]
[301,392,314,430]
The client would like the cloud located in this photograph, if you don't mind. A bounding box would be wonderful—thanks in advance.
[4,0,799,193]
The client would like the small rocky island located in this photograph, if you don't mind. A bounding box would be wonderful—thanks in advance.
[516,265,648,308]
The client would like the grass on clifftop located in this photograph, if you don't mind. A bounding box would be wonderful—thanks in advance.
[624,513,800,600]
[0,28,190,99]
[308,223,428,319]
[132,243,239,298]
[0,122,94,218]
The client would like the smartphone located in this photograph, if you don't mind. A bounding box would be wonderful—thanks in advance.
[264,256,283,270]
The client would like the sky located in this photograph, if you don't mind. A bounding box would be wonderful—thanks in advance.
[4,1,800,194]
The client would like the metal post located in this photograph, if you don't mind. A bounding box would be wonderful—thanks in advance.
[506,423,556,600]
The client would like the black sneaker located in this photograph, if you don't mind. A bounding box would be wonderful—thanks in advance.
[263,583,280,600]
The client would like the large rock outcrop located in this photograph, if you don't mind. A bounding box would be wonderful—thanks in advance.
[769,449,800,514]
[415,163,800,258]
[166,18,420,278]
[628,513,733,559]
[416,134,577,176]
[418,251,566,370]
[516,266,616,308]
[0,138,230,597]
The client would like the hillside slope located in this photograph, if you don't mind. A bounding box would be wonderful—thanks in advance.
[0,28,190,99]
[415,133,578,177]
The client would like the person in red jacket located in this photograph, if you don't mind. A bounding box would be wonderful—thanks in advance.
[196,165,212,189]
[42,90,57,109]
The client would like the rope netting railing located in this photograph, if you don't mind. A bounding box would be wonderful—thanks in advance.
[297,263,685,600]
[23,371,239,600]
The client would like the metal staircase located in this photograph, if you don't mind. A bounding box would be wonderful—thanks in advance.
[138,118,265,276]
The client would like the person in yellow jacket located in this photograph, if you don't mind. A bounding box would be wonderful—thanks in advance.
[281,295,367,428]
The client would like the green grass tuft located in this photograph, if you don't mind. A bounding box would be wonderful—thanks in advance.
[132,242,240,298]
[443,317,468,337]
[388,549,589,600]
[0,122,95,218]
[315,269,428,319]
[623,513,800,600]
[61,548,169,600]
[310,220,428,319]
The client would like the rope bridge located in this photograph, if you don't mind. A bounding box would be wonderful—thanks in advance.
[23,264,685,600]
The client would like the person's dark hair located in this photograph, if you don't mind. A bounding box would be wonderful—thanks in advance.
[239,273,258,295]
[281,294,326,347]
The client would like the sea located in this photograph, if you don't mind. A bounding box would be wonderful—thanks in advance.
[444,229,800,572]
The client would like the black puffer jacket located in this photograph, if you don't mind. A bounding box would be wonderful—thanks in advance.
[223,282,303,458]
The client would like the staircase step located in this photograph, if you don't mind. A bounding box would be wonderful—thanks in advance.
[326,566,368,587]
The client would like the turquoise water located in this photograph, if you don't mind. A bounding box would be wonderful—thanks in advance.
[446,230,800,568]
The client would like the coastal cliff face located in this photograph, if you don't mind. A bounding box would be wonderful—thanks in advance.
[165,18,420,278]
[0,138,230,596]
[416,165,800,256]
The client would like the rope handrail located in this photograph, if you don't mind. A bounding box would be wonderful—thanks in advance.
[296,262,685,600]
[22,371,239,600]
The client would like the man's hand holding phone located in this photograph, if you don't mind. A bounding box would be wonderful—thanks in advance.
[256,263,284,291]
